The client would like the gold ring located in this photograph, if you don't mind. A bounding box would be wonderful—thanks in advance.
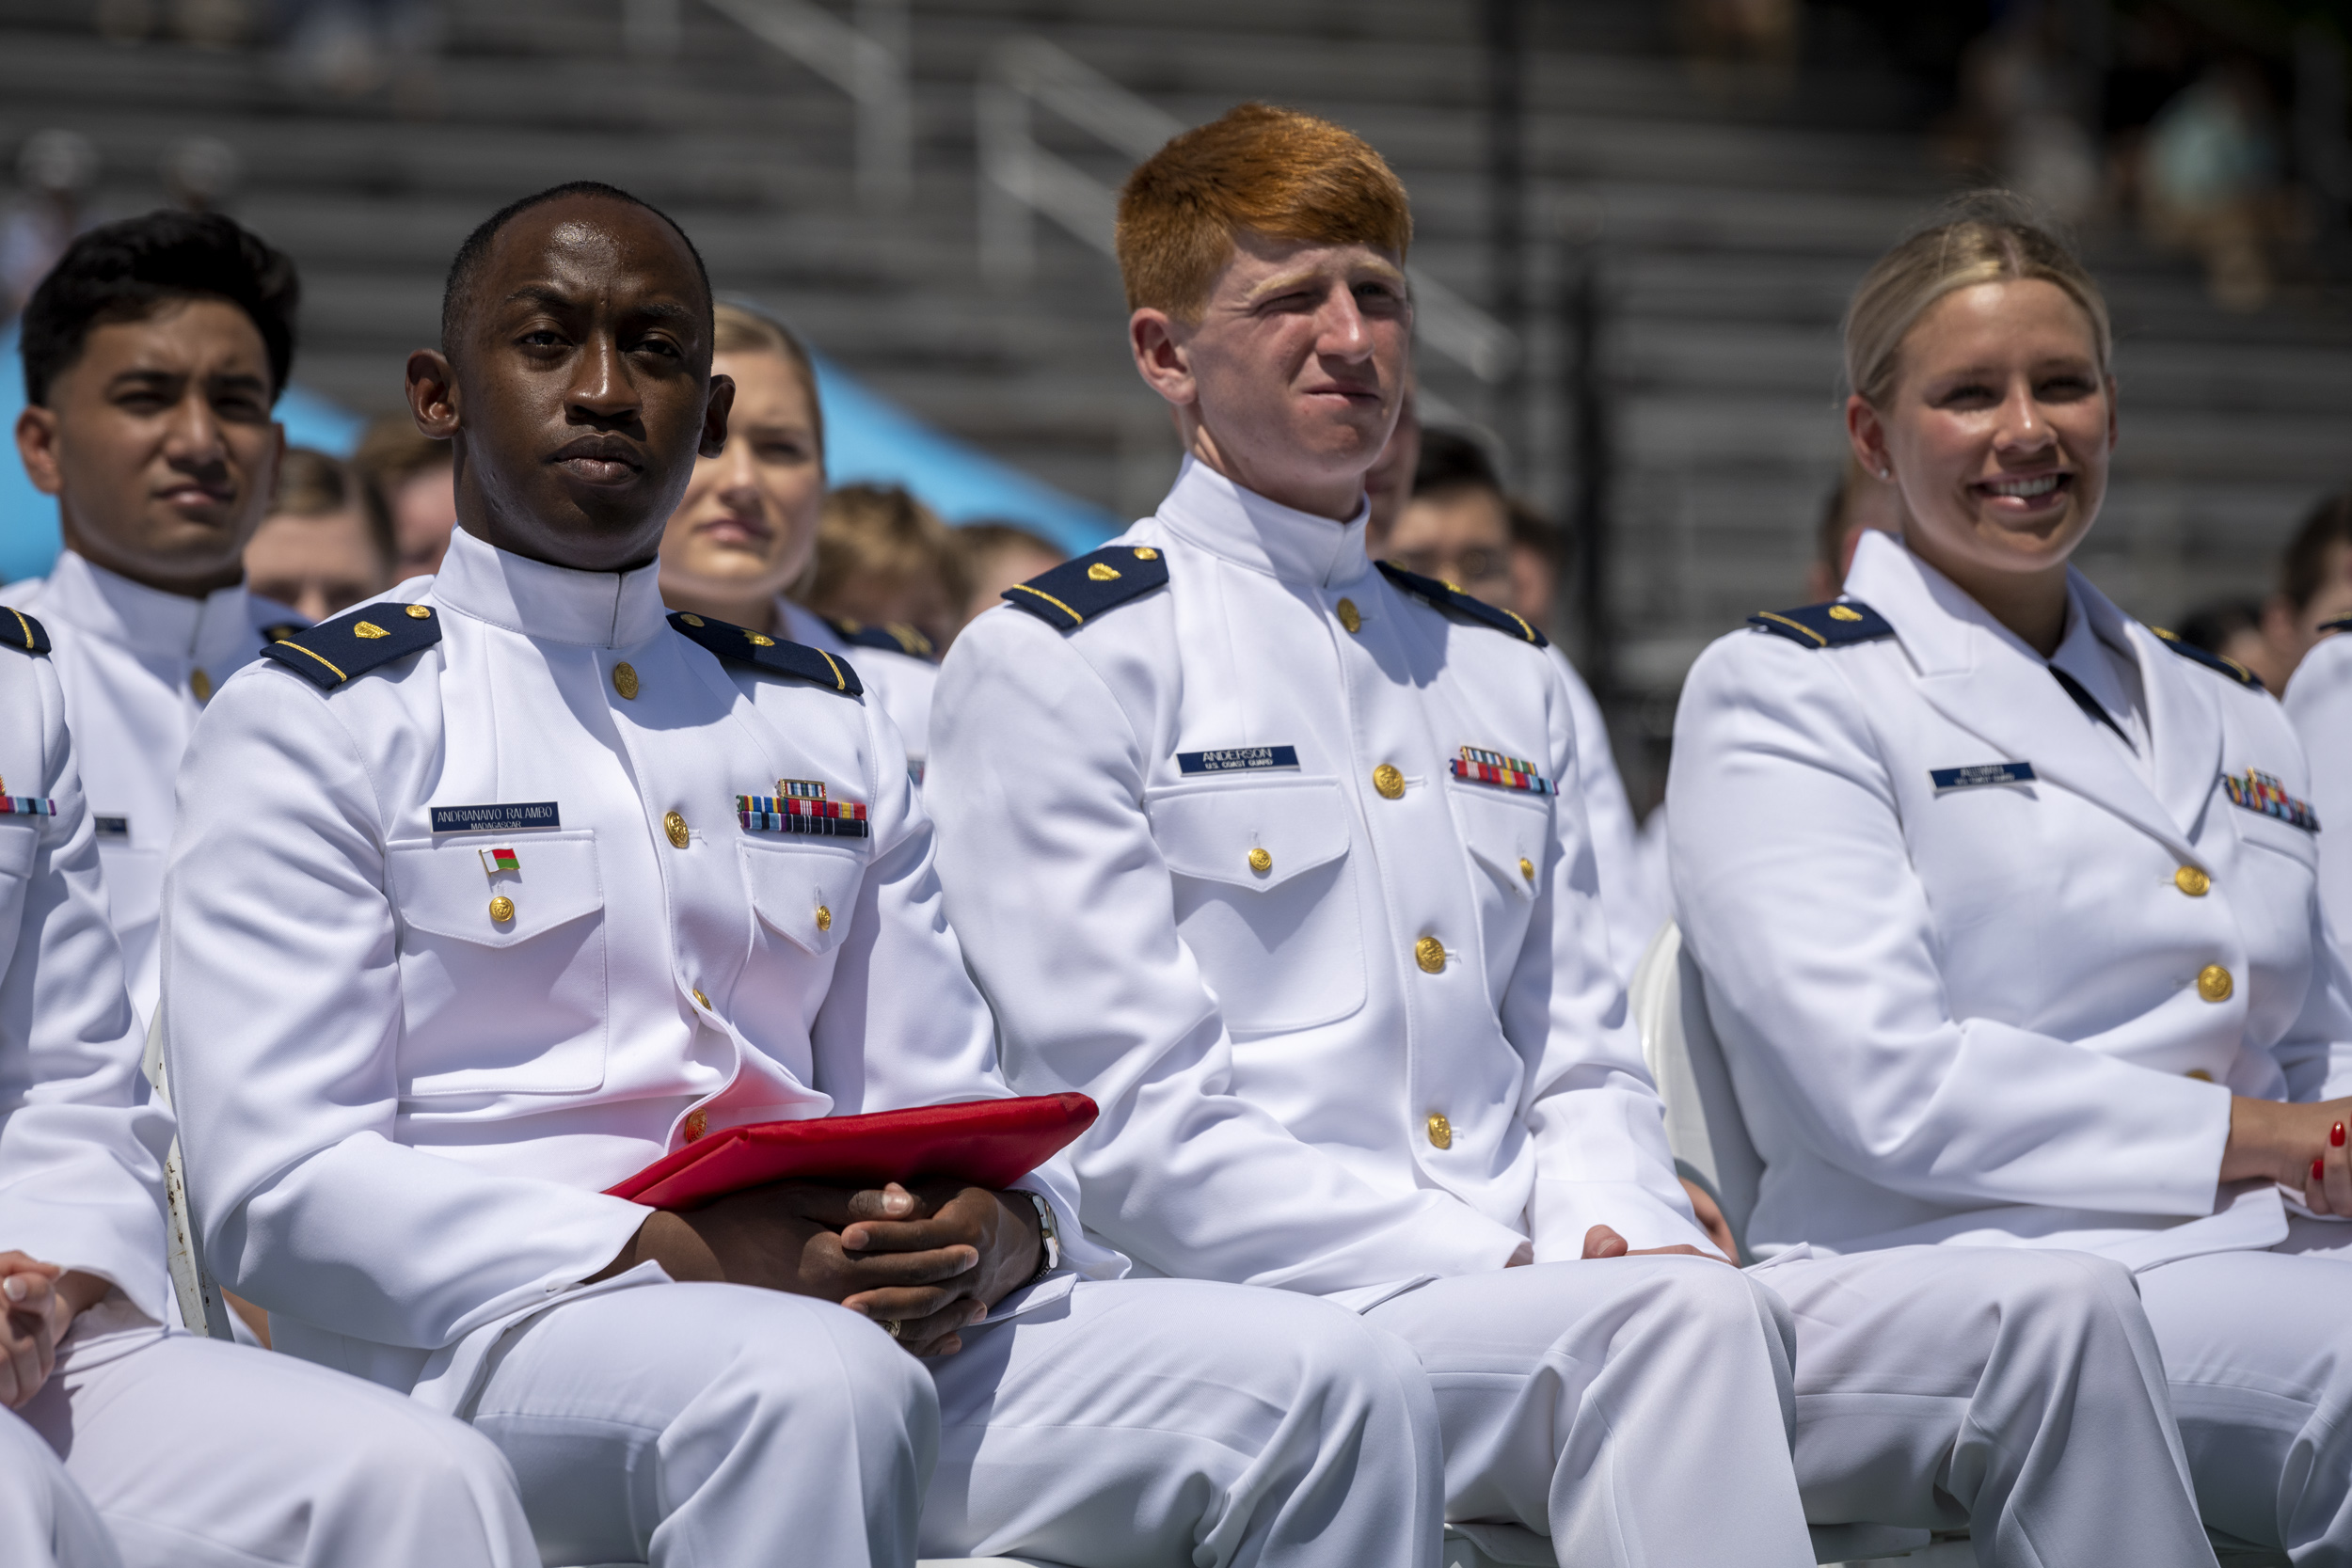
[883,1318,902,1339]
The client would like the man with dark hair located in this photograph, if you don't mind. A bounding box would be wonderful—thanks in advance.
[8,209,309,1022]
[2257,490,2352,692]
[165,182,1444,1567]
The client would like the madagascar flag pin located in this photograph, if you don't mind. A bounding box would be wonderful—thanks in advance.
[479,846,519,876]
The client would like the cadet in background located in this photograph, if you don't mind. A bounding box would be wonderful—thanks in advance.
[2283,489,2352,980]
[352,410,456,578]
[165,181,1449,1568]
[929,103,2214,1568]
[806,482,967,658]
[657,301,936,780]
[1672,194,2352,1562]
[0,556,537,1568]
[6,211,311,1024]
[955,520,1063,633]
[243,445,395,622]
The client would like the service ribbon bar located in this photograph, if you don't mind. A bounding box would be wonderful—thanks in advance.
[735,795,872,839]
[0,795,56,817]
[2222,768,2319,832]
[1452,747,1553,796]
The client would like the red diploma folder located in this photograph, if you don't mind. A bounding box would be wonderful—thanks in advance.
[605,1093,1099,1211]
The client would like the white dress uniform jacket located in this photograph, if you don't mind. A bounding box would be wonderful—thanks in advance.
[2286,619,2352,974]
[164,527,1117,1401]
[1551,647,1668,982]
[777,599,937,781]
[1670,528,2352,1265]
[2,551,302,1022]
[931,456,1708,1295]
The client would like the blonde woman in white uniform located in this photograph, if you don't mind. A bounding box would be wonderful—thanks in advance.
[1670,195,2352,1560]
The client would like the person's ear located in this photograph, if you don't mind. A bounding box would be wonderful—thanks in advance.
[14,406,62,499]
[406,349,461,440]
[1129,309,1197,410]
[700,372,735,461]
[1845,394,1892,483]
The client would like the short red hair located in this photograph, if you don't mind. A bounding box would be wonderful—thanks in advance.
[1116,103,1412,322]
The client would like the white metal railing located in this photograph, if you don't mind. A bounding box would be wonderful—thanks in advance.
[630,0,912,211]
[977,36,1517,385]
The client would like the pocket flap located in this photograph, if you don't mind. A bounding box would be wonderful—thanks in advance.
[740,840,864,955]
[1450,787,1549,895]
[390,832,603,948]
[1146,778,1351,891]
[0,819,38,878]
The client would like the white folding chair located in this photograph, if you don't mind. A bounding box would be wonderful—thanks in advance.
[138,1007,235,1340]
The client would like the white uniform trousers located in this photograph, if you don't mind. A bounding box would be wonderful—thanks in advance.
[468,1277,1443,1568]
[1764,1247,2211,1568]
[19,1314,537,1568]
[1361,1256,1819,1567]
[2137,1218,2352,1561]
[0,1409,119,1568]
[924,1277,1441,1567]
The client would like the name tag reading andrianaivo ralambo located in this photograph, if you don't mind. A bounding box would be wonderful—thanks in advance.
[1930,762,2037,794]
[431,801,562,834]
[1177,746,1300,775]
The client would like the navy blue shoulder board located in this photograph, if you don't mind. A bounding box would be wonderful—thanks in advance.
[2151,626,2264,690]
[669,611,863,697]
[825,617,935,661]
[0,607,51,657]
[1375,561,1549,647]
[1002,546,1168,632]
[1747,600,1896,649]
[260,602,439,689]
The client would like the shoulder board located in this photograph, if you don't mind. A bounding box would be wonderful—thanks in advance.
[825,616,935,661]
[2151,626,2264,690]
[259,621,307,646]
[0,607,51,657]
[669,611,863,696]
[1002,546,1168,632]
[259,602,439,689]
[1375,561,1548,647]
[2319,612,2352,639]
[1746,600,1895,649]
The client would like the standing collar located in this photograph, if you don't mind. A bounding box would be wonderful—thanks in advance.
[1154,455,1372,589]
[41,549,256,662]
[1842,529,2141,680]
[431,526,670,649]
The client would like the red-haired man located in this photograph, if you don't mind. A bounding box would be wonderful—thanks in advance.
[930,103,2214,1567]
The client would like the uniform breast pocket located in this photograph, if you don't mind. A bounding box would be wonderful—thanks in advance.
[1145,778,1366,1037]
[387,832,607,1097]
[739,838,864,958]
[0,820,38,960]
[1449,787,1550,958]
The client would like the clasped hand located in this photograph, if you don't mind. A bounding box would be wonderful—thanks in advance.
[615,1180,1043,1358]
[2227,1096,2352,1217]
[0,1251,104,1410]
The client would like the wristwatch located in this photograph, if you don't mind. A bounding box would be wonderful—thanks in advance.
[1024,1191,1060,1287]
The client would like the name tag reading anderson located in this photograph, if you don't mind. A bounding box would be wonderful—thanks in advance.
[431,801,561,834]
[1930,762,2036,793]
[1177,746,1300,775]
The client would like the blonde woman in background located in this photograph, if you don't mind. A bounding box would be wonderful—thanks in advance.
[1670,193,2352,1560]
[657,303,937,778]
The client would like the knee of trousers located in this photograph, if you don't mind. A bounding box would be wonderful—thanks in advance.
[1628,1260,1796,1361]
[1949,1249,2145,1354]
[1165,1286,1427,1422]
[709,1297,937,1440]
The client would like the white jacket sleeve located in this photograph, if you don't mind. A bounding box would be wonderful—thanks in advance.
[2284,640,2352,1099]
[1518,655,1712,1260]
[0,656,170,1319]
[1668,633,2232,1218]
[164,666,646,1350]
[929,612,1527,1292]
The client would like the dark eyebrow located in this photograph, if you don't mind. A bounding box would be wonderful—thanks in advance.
[501,284,581,313]
[630,299,698,326]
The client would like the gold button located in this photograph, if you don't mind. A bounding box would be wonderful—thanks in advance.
[1248,847,1273,874]
[488,895,515,923]
[815,904,833,932]
[1426,1112,1452,1149]
[2175,865,2211,897]
[2185,1068,2215,1082]
[189,668,212,702]
[1374,764,1405,800]
[405,604,431,619]
[612,661,640,700]
[691,988,709,1009]
[1337,598,1361,633]
[2198,964,2233,1003]
[1518,856,1535,882]
[683,1109,707,1142]
[1415,935,1446,974]
[663,811,690,848]
[679,612,705,626]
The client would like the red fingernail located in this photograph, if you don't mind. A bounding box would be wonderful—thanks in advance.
[2316,1156,2328,1181]
[2334,1123,2345,1148]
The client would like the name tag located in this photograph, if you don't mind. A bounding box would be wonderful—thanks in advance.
[91,815,129,838]
[1177,746,1300,775]
[430,801,562,834]
[1931,762,2036,793]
